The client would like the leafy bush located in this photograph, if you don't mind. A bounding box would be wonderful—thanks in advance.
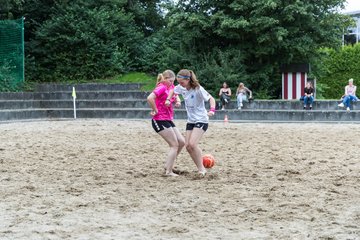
[27,1,143,82]
[0,62,23,92]
[313,44,360,99]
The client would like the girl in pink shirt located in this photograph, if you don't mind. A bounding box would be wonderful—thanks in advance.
[338,78,358,111]
[147,70,185,176]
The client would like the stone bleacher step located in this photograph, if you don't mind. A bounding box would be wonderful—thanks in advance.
[1,108,360,122]
[0,98,354,111]
[34,83,144,92]
[0,91,151,100]
[0,82,358,122]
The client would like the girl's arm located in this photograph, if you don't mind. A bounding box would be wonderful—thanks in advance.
[165,89,174,107]
[246,87,252,97]
[208,95,216,116]
[175,95,181,108]
[228,88,232,96]
[219,88,223,97]
[147,92,158,116]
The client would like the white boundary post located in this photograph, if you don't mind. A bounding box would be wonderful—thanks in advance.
[72,86,77,119]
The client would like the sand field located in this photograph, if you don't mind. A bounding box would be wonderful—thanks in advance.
[0,119,359,239]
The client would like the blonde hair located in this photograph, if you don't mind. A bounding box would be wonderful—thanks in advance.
[237,82,244,91]
[177,69,200,89]
[156,70,175,85]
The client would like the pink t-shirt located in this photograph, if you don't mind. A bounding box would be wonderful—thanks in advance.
[152,83,176,120]
[346,85,356,96]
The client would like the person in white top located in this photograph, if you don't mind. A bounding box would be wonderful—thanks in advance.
[338,78,358,112]
[236,82,252,110]
[166,69,216,176]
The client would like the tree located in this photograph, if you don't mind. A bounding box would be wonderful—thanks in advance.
[157,0,351,98]
[26,0,143,81]
[0,0,24,19]
[126,0,166,36]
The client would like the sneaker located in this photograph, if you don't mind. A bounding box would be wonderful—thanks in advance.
[221,107,225,110]
[238,107,241,110]
[198,170,207,177]
[338,103,344,108]
[347,107,350,112]
[240,103,243,107]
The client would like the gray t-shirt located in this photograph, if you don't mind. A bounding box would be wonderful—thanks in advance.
[174,85,211,123]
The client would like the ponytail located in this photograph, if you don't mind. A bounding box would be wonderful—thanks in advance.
[156,73,164,86]
[177,69,200,89]
[189,70,200,89]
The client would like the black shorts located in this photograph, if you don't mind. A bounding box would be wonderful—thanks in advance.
[152,119,176,133]
[186,122,208,132]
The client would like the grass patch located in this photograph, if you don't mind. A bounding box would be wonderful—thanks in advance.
[94,72,156,91]
[23,72,157,92]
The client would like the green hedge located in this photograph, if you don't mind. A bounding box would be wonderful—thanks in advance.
[315,44,360,99]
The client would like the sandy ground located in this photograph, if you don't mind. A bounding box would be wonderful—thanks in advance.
[0,119,359,240]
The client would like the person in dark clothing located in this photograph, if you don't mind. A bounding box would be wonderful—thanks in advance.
[303,81,314,110]
[218,82,231,110]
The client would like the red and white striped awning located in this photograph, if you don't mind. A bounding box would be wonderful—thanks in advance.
[282,72,307,100]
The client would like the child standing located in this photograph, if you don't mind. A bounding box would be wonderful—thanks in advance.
[147,70,185,176]
[166,69,216,176]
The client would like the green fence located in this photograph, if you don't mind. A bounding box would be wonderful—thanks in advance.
[0,18,24,91]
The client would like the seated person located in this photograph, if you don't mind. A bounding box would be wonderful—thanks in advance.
[236,83,252,110]
[338,78,358,111]
[303,81,314,110]
[218,82,231,110]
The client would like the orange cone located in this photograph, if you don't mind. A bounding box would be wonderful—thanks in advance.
[224,114,229,123]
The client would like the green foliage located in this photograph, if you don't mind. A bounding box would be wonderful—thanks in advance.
[0,0,24,19]
[155,0,349,98]
[26,0,143,82]
[126,0,165,36]
[313,82,330,99]
[2,0,354,98]
[313,44,360,98]
[0,62,23,91]
[195,48,247,97]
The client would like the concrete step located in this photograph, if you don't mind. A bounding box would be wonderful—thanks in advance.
[34,83,144,92]
[1,108,360,122]
[0,100,41,109]
[0,82,358,122]
[220,100,355,110]
[0,91,151,100]
[0,98,354,111]
[0,100,148,109]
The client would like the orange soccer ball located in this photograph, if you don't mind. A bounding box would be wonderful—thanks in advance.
[202,154,215,168]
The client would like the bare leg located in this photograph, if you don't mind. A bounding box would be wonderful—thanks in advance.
[185,128,206,174]
[158,127,182,176]
[171,127,185,169]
